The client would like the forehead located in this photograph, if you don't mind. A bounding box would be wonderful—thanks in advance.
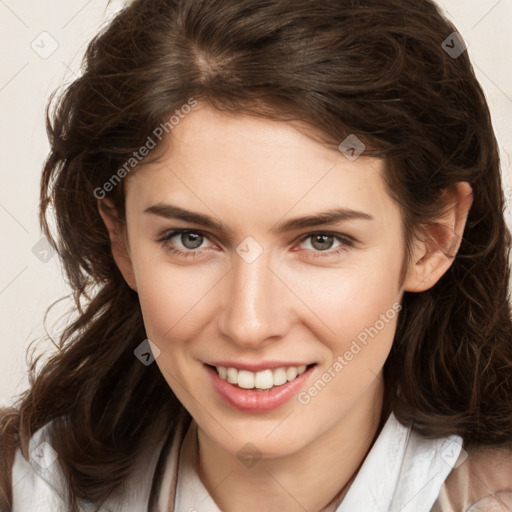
[125,104,396,225]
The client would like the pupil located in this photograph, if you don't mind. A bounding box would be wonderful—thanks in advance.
[312,234,333,251]
[182,232,203,249]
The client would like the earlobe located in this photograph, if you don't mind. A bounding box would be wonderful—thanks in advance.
[404,181,473,293]
[97,199,138,292]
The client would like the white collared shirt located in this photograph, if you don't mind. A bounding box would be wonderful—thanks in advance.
[172,412,464,512]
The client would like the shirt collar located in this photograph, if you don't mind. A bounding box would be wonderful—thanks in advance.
[338,413,463,512]
[165,411,463,512]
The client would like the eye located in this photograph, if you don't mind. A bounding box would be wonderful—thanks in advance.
[157,229,356,260]
[158,229,214,258]
[296,232,355,258]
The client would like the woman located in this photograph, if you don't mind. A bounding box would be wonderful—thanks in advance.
[1,0,512,510]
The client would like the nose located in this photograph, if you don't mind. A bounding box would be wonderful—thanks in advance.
[217,246,292,349]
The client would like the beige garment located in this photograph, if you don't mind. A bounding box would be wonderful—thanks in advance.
[434,444,512,512]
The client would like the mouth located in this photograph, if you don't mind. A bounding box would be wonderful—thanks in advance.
[205,363,317,391]
[204,362,317,412]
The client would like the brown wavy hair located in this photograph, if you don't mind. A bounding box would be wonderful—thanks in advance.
[2,0,512,510]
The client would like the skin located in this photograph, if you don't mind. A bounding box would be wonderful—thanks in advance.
[99,102,473,511]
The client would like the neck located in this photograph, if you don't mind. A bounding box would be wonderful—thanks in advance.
[196,376,386,512]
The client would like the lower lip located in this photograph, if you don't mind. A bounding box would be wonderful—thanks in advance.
[205,364,316,412]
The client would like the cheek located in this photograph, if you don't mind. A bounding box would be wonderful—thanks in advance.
[128,221,220,326]
[296,257,402,413]
[286,243,402,337]
[133,262,215,394]
[135,262,216,342]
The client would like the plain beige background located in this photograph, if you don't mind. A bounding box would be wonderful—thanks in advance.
[1,0,511,406]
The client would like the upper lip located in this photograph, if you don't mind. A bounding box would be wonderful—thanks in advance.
[204,361,315,372]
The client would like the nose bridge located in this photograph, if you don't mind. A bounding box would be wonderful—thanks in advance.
[219,247,288,346]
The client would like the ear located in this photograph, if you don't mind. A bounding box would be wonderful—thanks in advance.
[404,181,473,293]
[97,199,138,292]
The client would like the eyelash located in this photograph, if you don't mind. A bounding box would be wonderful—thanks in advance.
[157,229,356,260]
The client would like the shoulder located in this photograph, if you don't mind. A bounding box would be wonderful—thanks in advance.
[434,444,512,511]
[11,411,182,512]
[11,419,70,511]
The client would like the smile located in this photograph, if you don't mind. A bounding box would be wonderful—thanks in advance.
[214,364,310,390]
[204,363,317,412]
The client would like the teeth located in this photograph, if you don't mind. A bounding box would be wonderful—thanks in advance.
[226,367,238,384]
[238,370,255,389]
[255,369,273,389]
[272,367,288,386]
[286,367,298,381]
[215,364,308,390]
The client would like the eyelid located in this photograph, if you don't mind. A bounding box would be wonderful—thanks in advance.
[295,230,356,246]
[158,228,216,243]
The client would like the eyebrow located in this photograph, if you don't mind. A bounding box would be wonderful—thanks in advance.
[143,203,374,234]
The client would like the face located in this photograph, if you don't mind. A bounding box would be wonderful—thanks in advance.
[117,103,409,458]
